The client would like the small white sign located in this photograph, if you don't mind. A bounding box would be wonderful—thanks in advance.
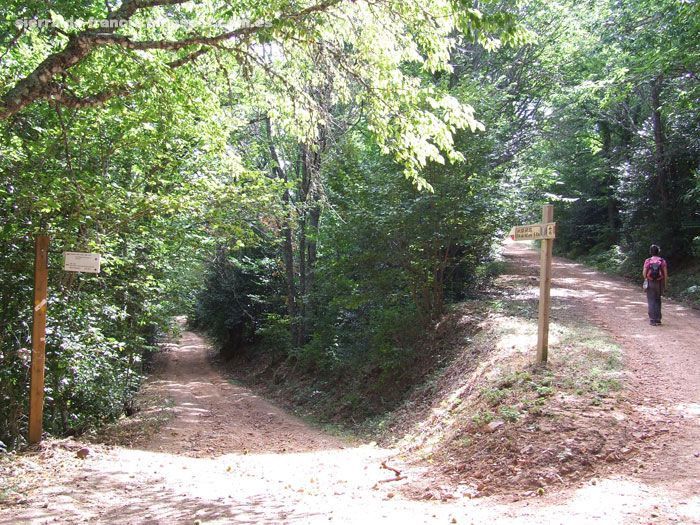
[63,252,101,273]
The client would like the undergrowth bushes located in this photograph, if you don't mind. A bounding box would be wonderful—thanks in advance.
[192,140,507,422]
[564,240,700,309]
[0,237,175,449]
[190,243,286,360]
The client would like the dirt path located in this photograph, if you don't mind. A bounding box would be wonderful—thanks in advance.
[2,247,699,524]
[502,242,700,500]
[142,327,342,457]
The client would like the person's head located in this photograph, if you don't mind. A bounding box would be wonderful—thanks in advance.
[650,244,661,256]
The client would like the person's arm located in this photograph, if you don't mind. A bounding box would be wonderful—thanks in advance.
[642,260,648,280]
[662,261,668,281]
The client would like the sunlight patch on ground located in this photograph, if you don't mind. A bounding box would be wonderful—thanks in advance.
[491,316,567,358]
[4,440,699,525]
[550,287,594,299]
[543,477,697,524]
[673,402,700,417]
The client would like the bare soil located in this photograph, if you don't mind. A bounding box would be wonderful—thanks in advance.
[1,244,698,524]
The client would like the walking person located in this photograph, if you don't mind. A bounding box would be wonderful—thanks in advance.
[642,244,668,326]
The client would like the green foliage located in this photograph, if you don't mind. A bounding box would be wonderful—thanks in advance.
[670,263,700,307]
[191,244,286,359]
[482,387,507,407]
[0,38,262,446]
[502,0,700,276]
[498,405,520,423]
[284,124,505,401]
[582,245,627,274]
[43,301,145,434]
[255,314,294,359]
[471,409,495,426]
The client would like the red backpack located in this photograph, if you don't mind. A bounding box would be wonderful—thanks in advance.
[648,259,663,280]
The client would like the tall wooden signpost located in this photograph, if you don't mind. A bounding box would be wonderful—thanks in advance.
[508,205,555,364]
[28,238,101,444]
[28,235,49,444]
[535,205,554,363]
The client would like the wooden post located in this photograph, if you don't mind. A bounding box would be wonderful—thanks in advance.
[536,205,554,364]
[28,235,49,444]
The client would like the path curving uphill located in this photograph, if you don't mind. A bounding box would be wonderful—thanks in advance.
[503,242,700,500]
[142,326,342,457]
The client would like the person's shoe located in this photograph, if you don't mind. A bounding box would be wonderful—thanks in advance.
[650,320,656,325]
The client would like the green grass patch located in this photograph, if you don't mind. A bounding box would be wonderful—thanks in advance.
[498,405,521,422]
[669,263,700,308]
[482,387,508,407]
[471,409,496,426]
[554,322,624,398]
[490,298,539,319]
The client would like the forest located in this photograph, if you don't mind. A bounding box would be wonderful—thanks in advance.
[1,0,698,450]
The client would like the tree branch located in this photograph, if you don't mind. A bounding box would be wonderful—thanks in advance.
[36,46,207,111]
[0,26,26,65]
[0,0,343,120]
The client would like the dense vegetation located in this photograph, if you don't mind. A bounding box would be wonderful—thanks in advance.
[1,0,697,448]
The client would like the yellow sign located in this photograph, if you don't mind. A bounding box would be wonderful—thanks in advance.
[509,222,556,241]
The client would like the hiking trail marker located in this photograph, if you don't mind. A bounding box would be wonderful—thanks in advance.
[29,240,103,444]
[509,205,555,364]
[63,251,101,273]
[508,222,556,241]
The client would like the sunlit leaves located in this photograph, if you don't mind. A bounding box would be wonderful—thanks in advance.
[1,0,525,188]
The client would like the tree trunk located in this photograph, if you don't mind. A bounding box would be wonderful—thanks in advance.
[282,193,300,344]
[297,127,326,345]
[651,75,670,208]
[297,151,308,347]
[265,118,300,344]
[598,120,619,241]
[302,143,324,287]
